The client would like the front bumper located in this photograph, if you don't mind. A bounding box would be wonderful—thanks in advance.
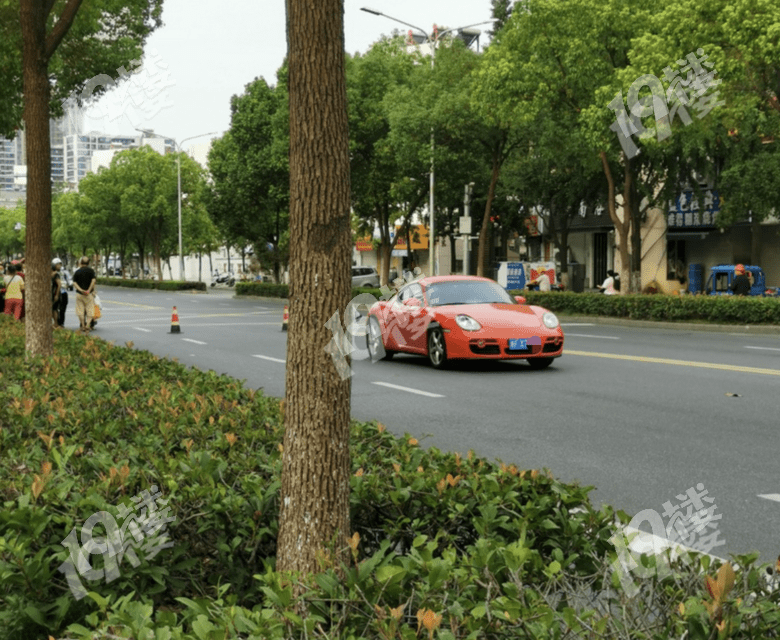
[443,328,564,360]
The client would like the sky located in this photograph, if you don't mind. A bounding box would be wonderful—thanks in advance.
[82,0,495,153]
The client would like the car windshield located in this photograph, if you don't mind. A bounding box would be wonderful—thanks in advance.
[425,280,515,307]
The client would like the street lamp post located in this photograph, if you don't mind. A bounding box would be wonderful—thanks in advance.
[136,129,216,280]
[361,8,494,276]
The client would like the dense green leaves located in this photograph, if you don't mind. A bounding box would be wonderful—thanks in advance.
[206,75,289,281]
[0,0,164,139]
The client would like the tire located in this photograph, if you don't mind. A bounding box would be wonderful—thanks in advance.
[360,282,372,288]
[528,357,554,370]
[210,282,216,287]
[427,328,448,369]
[229,279,235,287]
[367,317,393,361]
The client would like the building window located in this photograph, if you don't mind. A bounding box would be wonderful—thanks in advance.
[667,239,686,282]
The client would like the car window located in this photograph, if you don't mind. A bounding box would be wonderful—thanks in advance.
[407,283,424,303]
[425,280,514,306]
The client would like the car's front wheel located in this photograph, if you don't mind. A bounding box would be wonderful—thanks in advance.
[427,328,448,369]
[528,357,554,370]
[367,317,393,361]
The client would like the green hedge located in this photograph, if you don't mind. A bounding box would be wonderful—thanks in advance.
[236,281,383,301]
[1,313,777,639]
[96,277,207,291]
[514,291,780,325]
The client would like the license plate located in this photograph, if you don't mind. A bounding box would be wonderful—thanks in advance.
[509,338,527,350]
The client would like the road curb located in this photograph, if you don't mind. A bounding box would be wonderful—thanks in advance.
[558,315,780,335]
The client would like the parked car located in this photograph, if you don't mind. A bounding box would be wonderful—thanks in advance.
[366,275,564,369]
[352,266,380,288]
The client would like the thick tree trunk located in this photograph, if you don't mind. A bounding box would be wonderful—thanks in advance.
[600,150,631,294]
[277,0,352,579]
[477,151,501,277]
[21,0,53,357]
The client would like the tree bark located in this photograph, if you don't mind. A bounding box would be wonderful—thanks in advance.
[21,0,54,357]
[277,0,352,581]
[600,150,631,294]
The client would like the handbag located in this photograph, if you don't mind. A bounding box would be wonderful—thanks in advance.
[93,294,102,319]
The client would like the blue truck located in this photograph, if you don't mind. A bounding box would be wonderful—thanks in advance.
[703,264,780,297]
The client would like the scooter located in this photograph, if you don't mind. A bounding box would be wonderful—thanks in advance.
[211,271,236,287]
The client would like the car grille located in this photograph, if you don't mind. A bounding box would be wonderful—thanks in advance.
[469,339,501,355]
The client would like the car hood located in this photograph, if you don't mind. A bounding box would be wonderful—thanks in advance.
[433,303,545,329]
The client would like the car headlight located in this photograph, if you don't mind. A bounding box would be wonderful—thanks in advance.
[542,311,559,329]
[455,314,481,331]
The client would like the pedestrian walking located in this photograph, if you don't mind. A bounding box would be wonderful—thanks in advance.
[72,256,97,333]
[3,264,24,320]
[51,262,62,327]
[52,258,70,326]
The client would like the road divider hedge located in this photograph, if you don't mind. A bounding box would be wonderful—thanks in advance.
[515,291,780,325]
[96,277,207,291]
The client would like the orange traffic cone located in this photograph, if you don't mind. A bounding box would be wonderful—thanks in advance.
[282,305,289,331]
[169,306,182,334]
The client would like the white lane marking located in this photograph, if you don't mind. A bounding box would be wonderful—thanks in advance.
[182,338,207,345]
[561,323,595,327]
[758,494,780,503]
[372,381,445,398]
[565,333,620,340]
[253,355,286,364]
[133,327,152,333]
[745,346,780,352]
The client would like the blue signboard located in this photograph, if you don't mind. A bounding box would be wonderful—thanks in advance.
[667,189,720,228]
[507,262,525,290]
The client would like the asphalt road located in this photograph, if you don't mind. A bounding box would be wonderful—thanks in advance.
[81,285,780,565]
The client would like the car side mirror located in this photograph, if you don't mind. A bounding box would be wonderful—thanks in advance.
[514,295,526,304]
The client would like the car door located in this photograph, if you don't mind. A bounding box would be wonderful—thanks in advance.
[396,283,428,352]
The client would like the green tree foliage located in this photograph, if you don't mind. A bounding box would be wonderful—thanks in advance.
[0,201,27,260]
[4,0,163,356]
[52,146,211,279]
[347,38,427,284]
[627,0,780,263]
[207,75,289,282]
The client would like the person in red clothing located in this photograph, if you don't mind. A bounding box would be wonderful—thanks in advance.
[3,263,25,320]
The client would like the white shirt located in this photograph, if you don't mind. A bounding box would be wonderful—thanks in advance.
[601,276,617,295]
[535,273,551,291]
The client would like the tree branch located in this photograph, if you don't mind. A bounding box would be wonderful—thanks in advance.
[44,0,84,62]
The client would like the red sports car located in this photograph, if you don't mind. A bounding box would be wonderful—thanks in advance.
[366,275,564,369]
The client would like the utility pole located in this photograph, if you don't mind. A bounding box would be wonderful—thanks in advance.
[462,182,474,275]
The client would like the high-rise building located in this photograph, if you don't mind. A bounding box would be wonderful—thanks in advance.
[0,106,175,194]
